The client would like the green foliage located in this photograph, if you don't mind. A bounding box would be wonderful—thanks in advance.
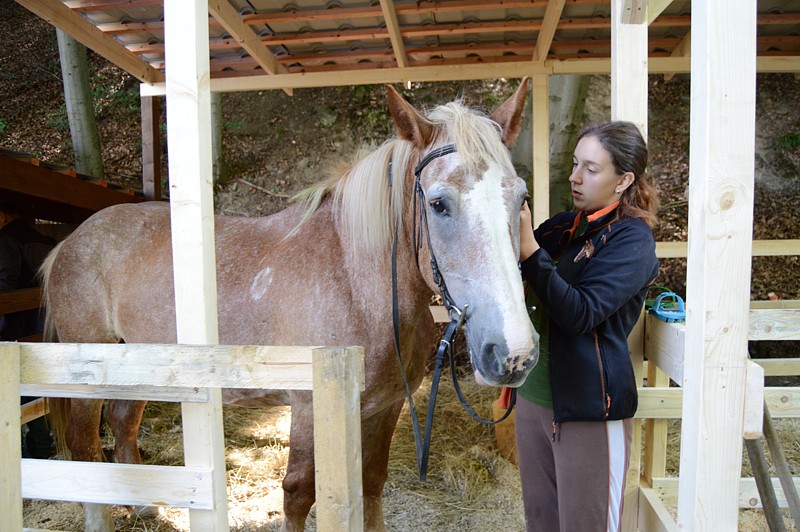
[776,130,800,151]
[772,123,800,180]
[225,121,245,130]
[0,118,6,135]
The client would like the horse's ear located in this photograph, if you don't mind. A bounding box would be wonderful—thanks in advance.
[386,85,434,149]
[490,76,530,147]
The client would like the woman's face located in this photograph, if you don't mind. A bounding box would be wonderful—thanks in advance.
[569,135,632,214]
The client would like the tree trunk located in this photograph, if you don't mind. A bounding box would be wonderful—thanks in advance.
[211,92,227,185]
[56,29,103,179]
[548,75,590,214]
[510,75,591,216]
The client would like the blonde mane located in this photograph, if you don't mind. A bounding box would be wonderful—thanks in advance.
[292,99,513,257]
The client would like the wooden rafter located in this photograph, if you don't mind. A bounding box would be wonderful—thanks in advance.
[15,0,163,84]
[207,0,293,96]
[621,0,647,24]
[647,0,673,25]
[379,0,408,68]
[532,0,566,62]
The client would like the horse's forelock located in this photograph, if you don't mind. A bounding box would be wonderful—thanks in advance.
[427,101,512,172]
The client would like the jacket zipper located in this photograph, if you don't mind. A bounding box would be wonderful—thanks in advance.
[594,330,610,418]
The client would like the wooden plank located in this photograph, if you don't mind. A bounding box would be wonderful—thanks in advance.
[379,0,409,69]
[20,384,210,403]
[623,313,646,530]
[140,56,800,96]
[140,96,162,202]
[653,477,800,509]
[643,364,670,484]
[532,0,566,62]
[611,0,648,136]
[647,0,674,25]
[0,344,23,531]
[531,75,550,227]
[19,343,328,390]
[752,358,800,377]
[313,347,364,531]
[0,155,141,224]
[0,287,41,314]
[749,308,800,340]
[644,315,685,386]
[164,1,226,527]
[621,0,647,24]
[657,239,800,258]
[21,460,213,509]
[15,0,162,84]
[20,397,47,426]
[639,486,679,532]
[743,360,764,439]
[636,388,800,419]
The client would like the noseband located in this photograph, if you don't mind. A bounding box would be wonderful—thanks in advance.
[390,144,516,481]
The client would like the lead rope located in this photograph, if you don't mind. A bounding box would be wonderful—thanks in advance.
[390,146,517,481]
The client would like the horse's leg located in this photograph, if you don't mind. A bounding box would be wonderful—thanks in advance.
[107,399,160,518]
[360,401,404,532]
[66,399,115,532]
[280,396,316,532]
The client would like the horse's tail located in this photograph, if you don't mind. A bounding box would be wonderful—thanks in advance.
[38,240,64,344]
[37,241,71,458]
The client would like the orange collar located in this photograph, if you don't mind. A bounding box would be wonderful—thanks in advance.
[587,201,620,222]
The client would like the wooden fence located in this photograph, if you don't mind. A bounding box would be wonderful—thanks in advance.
[1,342,365,531]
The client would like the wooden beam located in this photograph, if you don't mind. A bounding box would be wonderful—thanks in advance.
[635,387,800,419]
[379,0,409,69]
[621,0,647,24]
[0,344,23,532]
[656,239,800,258]
[313,347,364,530]
[140,95,161,201]
[18,343,355,390]
[639,486,679,532]
[20,397,48,426]
[612,0,648,135]
[207,0,293,96]
[22,460,213,509]
[647,0,674,25]
[679,0,759,518]
[531,75,549,227]
[664,31,690,81]
[532,0,566,62]
[0,288,41,315]
[0,155,141,223]
[163,1,226,528]
[15,0,163,84]
[653,477,800,510]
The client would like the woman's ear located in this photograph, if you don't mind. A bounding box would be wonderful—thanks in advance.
[618,172,635,193]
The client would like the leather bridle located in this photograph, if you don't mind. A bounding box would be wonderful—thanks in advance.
[390,144,516,481]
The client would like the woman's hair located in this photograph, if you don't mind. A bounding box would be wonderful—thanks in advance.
[577,121,660,228]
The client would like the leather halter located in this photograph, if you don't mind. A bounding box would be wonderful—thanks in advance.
[390,144,516,481]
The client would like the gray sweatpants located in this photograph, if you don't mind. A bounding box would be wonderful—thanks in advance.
[515,397,633,532]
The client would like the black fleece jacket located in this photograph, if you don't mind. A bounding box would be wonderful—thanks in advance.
[519,208,658,422]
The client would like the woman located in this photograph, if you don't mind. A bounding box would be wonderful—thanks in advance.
[516,121,659,531]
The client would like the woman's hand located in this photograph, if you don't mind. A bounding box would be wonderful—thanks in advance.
[520,202,539,261]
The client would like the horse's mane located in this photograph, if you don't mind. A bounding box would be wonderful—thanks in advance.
[292,99,512,257]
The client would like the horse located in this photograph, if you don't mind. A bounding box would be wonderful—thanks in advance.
[40,77,539,531]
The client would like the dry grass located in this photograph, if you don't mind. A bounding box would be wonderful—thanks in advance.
[22,379,799,531]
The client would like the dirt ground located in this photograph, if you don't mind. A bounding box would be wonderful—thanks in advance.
[2,2,799,531]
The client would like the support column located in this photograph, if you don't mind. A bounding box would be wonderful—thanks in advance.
[677,0,757,528]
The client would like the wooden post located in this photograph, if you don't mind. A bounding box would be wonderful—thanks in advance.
[611,2,648,528]
[313,347,365,531]
[677,0,757,528]
[0,343,23,531]
[531,74,550,228]
[141,95,162,201]
[163,1,227,530]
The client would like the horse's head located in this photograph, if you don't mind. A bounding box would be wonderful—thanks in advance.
[387,78,539,387]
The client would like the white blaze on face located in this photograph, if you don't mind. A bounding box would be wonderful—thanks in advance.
[250,267,274,300]
[464,161,534,359]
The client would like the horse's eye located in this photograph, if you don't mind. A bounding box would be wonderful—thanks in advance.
[429,200,448,215]
[521,194,531,211]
